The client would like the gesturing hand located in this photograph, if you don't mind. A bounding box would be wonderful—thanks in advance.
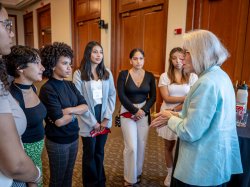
[150,110,173,128]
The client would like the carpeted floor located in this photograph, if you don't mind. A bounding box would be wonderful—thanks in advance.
[42,125,167,187]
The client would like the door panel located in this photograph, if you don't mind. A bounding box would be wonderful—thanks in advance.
[120,11,141,70]
[23,12,34,47]
[186,0,249,83]
[75,19,101,69]
[141,6,165,76]
[37,4,51,49]
[119,0,139,13]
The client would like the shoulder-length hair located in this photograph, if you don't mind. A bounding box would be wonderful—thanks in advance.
[167,47,189,84]
[3,45,40,78]
[40,42,73,78]
[79,41,109,81]
[183,29,229,75]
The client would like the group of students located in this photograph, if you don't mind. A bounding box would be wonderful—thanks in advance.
[1,2,243,187]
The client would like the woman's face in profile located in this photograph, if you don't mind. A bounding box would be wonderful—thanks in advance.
[182,50,195,73]
[130,51,144,70]
[21,56,45,83]
[0,8,14,55]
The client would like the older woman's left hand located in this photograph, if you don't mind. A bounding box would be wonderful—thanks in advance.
[150,110,173,128]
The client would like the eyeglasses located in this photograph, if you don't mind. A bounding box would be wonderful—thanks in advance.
[0,19,13,34]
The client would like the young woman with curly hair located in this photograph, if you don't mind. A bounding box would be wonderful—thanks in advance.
[3,45,46,187]
[39,42,88,187]
[0,3,42,187]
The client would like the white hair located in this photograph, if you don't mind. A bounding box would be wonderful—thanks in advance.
[183,30,229,75]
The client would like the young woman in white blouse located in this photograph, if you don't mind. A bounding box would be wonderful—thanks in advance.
[157,47,197,186]
[73,41,116,187]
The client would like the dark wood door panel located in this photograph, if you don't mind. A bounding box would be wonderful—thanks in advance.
[186,0,249,82]
[141,6,165,76]
[75,19,101,69]
[37,4,51,48]
[120,11,141,70]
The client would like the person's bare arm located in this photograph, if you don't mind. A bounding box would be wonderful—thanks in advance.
[160,86,185,103]
[0,114,39,182]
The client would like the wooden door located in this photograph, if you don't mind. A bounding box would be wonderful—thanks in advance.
[186,0,250,109]
[75,0,100,21]
[75,19,101,69]
[186,0,249,84]
[114,1,167,111]
[23,12,34,47]
[72,0,101,69]
[241,5,250,109]
[37,4,51,48]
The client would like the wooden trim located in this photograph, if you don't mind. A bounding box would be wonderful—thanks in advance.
[9,14,18,45]
[37,3,51,48]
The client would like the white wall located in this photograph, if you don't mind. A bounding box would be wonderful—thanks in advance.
[101,0,111,69]
[165,0,187,71]
[7,0,187,70]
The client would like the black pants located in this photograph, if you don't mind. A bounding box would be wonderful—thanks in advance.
[82,104,108,187]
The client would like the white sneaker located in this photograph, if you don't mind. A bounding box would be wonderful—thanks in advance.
[164,169,172,186]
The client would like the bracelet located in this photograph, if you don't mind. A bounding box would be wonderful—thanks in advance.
[72,114,76,122]
[32,166,42,184]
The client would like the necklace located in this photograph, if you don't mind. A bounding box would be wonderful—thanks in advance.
[13,82,33,94]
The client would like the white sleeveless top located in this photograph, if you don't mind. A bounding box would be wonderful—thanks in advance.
[157,73,198,140]
[0,82,27,187]
[159,72,198,111]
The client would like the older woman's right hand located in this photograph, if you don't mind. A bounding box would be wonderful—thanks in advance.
[150,110,173,128]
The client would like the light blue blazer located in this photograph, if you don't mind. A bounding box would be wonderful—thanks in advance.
[168,66,242,186]
[73,69,116,137]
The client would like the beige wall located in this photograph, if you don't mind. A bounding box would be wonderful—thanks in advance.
[165,0,187,71]
[7,0,187,70]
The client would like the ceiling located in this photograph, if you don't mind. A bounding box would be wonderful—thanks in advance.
[1,0,40,10]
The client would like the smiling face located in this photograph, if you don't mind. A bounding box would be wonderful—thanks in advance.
[53,56,72,80]
[130,51,145,70]
[90,45,103,65]
[0,7,14,55]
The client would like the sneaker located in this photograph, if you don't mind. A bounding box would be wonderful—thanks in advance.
[164,172,171,186]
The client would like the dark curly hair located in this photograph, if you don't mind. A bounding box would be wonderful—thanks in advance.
[40,42,73,78]
[0,59,9,95]
[3,45,40,78]
[79,41,109,81]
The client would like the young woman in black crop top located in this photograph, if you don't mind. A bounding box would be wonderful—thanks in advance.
[4,45,46,187]
[117,48,156,186]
